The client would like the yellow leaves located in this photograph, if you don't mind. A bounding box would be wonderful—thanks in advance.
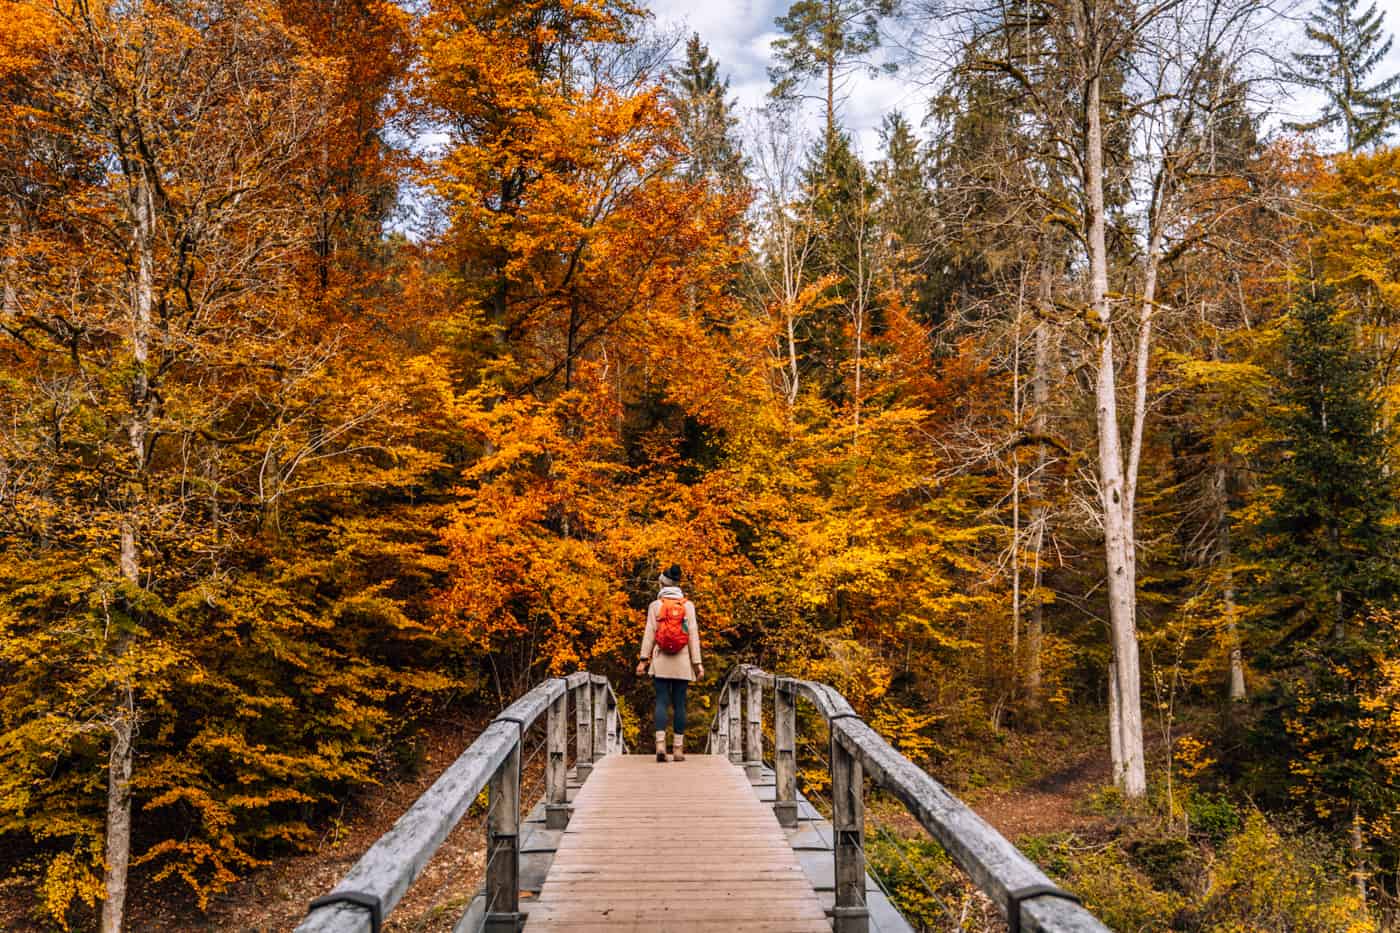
[1174,735,1216,781]
[1307,150,1400,379]
[1202,811,1375,932]
[0,0,60,80]
[869,704,941,763]
[40,843,104,932]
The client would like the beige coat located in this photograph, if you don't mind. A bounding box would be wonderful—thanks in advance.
[639,589,701,681]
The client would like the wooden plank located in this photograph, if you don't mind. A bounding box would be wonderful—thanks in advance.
[524,755,829,931]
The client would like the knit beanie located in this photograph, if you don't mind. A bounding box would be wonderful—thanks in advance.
[658,564,683,588]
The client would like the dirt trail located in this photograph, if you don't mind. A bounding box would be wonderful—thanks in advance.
[971,749,1112,840]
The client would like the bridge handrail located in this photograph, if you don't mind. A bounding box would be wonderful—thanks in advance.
[299,672,624,933]
[707,664,1109,933]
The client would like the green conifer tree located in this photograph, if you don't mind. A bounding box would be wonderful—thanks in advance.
[667,34,745,191]
[1253,282,1398,643]
[1245,283,1400,896]
[796,128,876,396]
[1287,0,1400,151]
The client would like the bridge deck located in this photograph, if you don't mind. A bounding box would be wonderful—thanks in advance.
[523,754,831,931]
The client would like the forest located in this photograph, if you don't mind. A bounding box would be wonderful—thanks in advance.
[2,0,1400,929]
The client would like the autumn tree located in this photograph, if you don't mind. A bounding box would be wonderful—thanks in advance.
[0,2,452,927]
[420,0,749,696]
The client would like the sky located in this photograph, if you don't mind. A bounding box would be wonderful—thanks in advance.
[645,0,1400,159]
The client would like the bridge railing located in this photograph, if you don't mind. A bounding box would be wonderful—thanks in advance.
[299,671,624,933]
[707,664,1109,933]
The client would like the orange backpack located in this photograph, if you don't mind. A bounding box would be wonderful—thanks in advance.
[655,597,690,654]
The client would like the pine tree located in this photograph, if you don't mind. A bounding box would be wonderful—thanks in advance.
[873,113,939,324]
[796,128,875,396]
[1246,282,1400,898]
[768,0,898,143]
[1253,281,1399,645]
[1287,0,1400,151]
[667,34,744,192]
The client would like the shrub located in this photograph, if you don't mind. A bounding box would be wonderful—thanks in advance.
[1200,811,1374,932]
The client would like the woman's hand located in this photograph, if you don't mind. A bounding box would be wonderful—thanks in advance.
[635,659,649,676]
[695,663,705,680]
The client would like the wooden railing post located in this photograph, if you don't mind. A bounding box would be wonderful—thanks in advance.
[545,691,570,830]
[830,734,869,933]
[744,675,764,781]
[575,680,594,781]
[483,742,521,932]
[605,689,620,754]
[773,678,798,827]
[727,679,743,764]
[715,688,730,757]
[590,678,607,762]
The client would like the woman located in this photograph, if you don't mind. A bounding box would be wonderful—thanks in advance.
[635,564,704,762]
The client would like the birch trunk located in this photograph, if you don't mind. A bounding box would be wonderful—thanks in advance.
[1108,659,1123,783]
[103,166,155,933]
[1216,461,1247,701]
[1086,63,1147,799]
[781,218,802,407]
[1025,253,1053,707]
[101,689,135,933]
[2,218,17,318]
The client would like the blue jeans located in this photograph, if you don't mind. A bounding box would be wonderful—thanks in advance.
[654,677,688,733]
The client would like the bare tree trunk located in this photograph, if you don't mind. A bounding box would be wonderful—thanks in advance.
[1012,280,1023,667]
[1085,61,1146,799]
[104,165,155,933]
[851,202,867,451]
[1215,461,1246,701]
[786,311,801,406]
[1025,253,1054,707]
[1108,659,1123,783]
[101,687,136,933]
[853,303,863,448]
[1351,803,1368,903]
[2,217,17,317]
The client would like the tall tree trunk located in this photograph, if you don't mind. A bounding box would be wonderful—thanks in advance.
[2,217,17,318]
[779,217,803,408]
[852,301,862,448]
[1215,461,1246,701]
[1085,61,1147,799]
[104,165,155,933]
[1025,251,1054,708]
[101,688,136,933]
[1108,659,1123,783]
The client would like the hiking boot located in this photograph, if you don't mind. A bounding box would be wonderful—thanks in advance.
[672,736,685,762]
[655,730,667,762]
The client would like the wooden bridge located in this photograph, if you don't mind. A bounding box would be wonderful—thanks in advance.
[297,667,1109,933]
